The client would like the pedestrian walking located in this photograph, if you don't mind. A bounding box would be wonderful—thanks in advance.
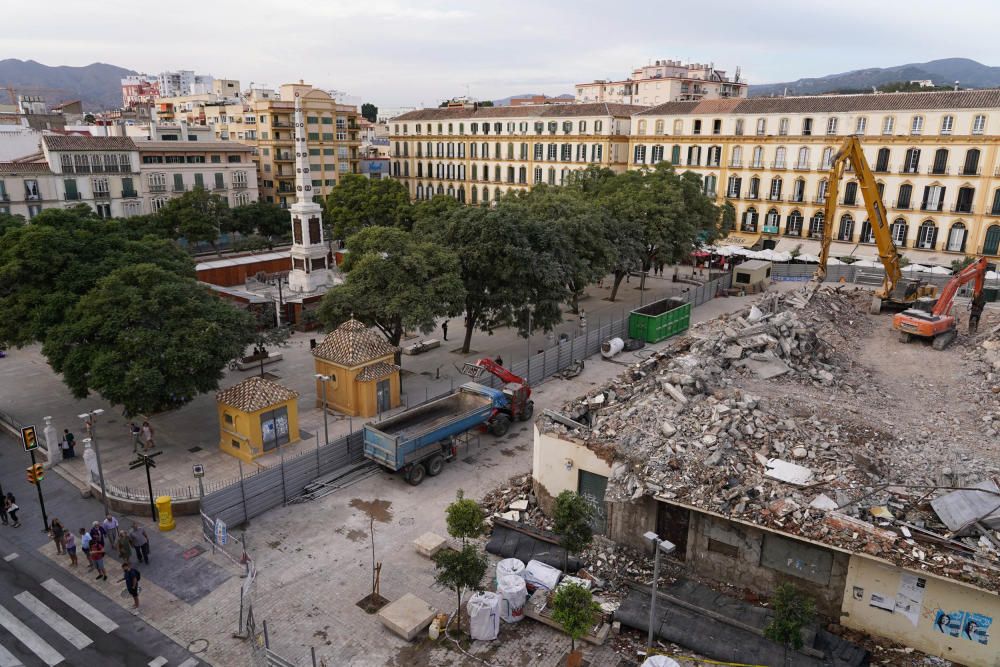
[129,523,150,564]
[102,514,119,545]
[80,528,93,571]
[90,539,108,580]
[4,493,19,528]
[64,530,78,567]
[441,320,448,341]
[0,492,7,526]
[121,562,141,608]
[116,531,133,565]
[50,519,65,555]
[128,422,141,453]
[140,421,154,451]
[62,429,76,459]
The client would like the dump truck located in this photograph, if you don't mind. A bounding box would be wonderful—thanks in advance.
[363,382,515,485]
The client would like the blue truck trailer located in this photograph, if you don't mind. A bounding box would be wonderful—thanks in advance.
[363,382,509,485]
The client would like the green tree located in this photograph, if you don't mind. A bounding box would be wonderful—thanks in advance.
[551,583,600,654]
[432,543,488,633]
[248,306,292,375]
[158,186,232,253]
[0,215,193,348]
[552,490,594,572]
[41,264,255,416]
[951,255,977,273]
[418,204,568,353]
[230,200,290,249]
[323,174,412,240]
[444,490,484,546]
[317,226,464,351]
[478,100,494,107]
[763,583,815,651]
[411,194,462,228]
[361,103,378,123]
[0,212,26,237]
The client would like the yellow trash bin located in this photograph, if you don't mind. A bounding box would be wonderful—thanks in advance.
[156,495,176,532]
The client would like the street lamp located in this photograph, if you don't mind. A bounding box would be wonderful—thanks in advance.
[643,531,676,656]
[79,409,109,517]
[315,374,330,447]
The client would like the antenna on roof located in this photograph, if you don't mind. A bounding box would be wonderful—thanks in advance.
[954,80,960,91]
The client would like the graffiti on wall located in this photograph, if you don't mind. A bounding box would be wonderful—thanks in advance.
[934,609,991,646]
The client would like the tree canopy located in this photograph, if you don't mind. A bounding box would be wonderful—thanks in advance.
[552,490,595,571]
[323,174,412,240]
[316,226,465,348]
[229,200,291,249]
[41,264,254,416]
[157,186,233,253]
[361,103,378,123]
[444,490,484,545]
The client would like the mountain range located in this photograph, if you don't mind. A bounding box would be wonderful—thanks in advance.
[750,58,1000,97]
[0,59,136,111]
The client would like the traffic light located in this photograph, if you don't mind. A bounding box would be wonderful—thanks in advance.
[26,463,44,485]
[20,425,38,452]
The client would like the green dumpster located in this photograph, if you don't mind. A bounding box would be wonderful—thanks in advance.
[983,286,999,303]
[628,297,691,344]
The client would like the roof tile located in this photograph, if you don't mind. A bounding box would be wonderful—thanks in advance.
[312,318,397,367]
[216,376,299,413]
[42,135,137,151]
[391,102,646,122]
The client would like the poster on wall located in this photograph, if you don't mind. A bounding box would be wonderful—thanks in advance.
[869,592,895,612]
[893,574,926,627]
[934,609,992,645]
[934,610,962,637]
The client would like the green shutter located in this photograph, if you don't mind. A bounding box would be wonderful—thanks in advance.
[63,179,78,199]
[215,173,224,189]
[194,173,204,188]
[173,174,184,191]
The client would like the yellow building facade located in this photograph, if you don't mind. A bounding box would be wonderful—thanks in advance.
[216,376,301,463]
[628,91,1000,263]
[313,319,401,418]
[388,103,643,204]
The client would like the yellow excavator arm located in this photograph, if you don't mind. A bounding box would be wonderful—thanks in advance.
[815,136,902,297]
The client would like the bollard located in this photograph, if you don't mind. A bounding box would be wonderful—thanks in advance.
[156,495,176,531]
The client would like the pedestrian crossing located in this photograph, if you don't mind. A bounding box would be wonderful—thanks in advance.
[0,576,198,666]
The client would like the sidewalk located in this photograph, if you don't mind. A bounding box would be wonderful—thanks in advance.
[0,270,781,497]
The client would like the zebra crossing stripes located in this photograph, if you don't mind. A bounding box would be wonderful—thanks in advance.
[1,555,16,562]
[0,602,63,666]
[14,591,92,650]
[40,579,118,633]
[148,657,169,667]
[0,642,23,667]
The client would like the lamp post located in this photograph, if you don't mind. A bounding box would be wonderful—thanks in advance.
[642,531,676,656]
[315,374,330,447]
[79,409,109,517]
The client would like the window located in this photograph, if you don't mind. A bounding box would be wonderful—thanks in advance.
[562,121,572,134]
[897,184,913,209]
[494,123,502,135]
[817,179,828,202]
[768,177,782,200]
[194,173,204,189]
[730,145,742,167]
[520,143,527,160]
[764,208,780,231]
[560,144,572,161]
[796,147,810,169]
[726,175,742,198]
[922,185,945,211]
[956,187,975,214]
[843,181,858,206]
[712,119,722,135]
[756,118,766,135]
[821,147,834,170]
[672,120,682,135]
[547,144,557,161]
[940,115,954,135]
[741,207,758,232]
[748,176,760,199]
[826,117,838,135]
[808,211,824,238]
[838,214,855,241]
[751,146,763,168]
[693,120,702,135]
[792,178,805,203]
[928,148,948,175]
[147,172,166,191]
[910,116,923,135]
[592,144,602,163]
[734,119,744,136]
[774,146,786,169]
[704,174,717,196]
[594,121,602,132]
[786,210,804,236]
[917,221,938,249]
[903,148,921,174]
[963,148,981,175]
[890,219,908,246]
[993,189,1000,215]
[651,145,664,163]
[860,219,874,244]
[882,116,895,135]
[507,143,514,159]
[670,145,680,165]
[973,114,986,134]
[802,118,813,135]
[855,117,867,135]
[547,167,555,185]
[547,122,557,134]
[778,118,789,136]
[637,120,647,135]
[874,147,890,173]
[687,145,701,166]
[534,167,542,184]
[984,224,1000,255]
[654,120,664,135]
[533,143,543,160]
[707,146,721,167]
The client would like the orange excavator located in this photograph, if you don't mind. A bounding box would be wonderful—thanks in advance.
[893,257,990,349]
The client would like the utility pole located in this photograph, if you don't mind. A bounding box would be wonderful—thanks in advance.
[19,425,48,530]
[129,451,162,521]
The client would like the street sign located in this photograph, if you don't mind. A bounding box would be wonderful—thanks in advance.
[19,425,38,452]
[192,464,205,478]
[215,518,228,546]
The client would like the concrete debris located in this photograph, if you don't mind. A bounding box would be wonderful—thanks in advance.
[540,286,1000,591]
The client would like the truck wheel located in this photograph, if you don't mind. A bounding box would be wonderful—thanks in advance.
[426,455,444,477]
[869,296,883,314]
[407,463,426,486]
[491,415,511,437]
[518,401,534,422]
[898,332,912,343]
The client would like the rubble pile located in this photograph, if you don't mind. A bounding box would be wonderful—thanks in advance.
[967,316,1000,438]
[478,474,548,529]
[541,285,1000,590]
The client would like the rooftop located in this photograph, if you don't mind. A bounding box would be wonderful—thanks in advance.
[41,135,137,151]
[216,376,299,413]
[312,318,397,368]
[391,102,646,122]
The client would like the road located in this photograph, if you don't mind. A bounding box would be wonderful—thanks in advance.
[0,531,201,666]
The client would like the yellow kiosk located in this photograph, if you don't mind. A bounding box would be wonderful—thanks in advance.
[312,318,401,418]
[216,376,300,462]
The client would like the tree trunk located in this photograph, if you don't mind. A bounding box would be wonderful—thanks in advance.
[569,286,580,315]
[609,271,627,301]
[456,589,462,632]
[461,312,476,354]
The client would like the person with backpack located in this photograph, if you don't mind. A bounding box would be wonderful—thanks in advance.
[121,562,141,608]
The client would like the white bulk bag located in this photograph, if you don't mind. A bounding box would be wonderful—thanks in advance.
[467,591,501,641]
[498,574,527,623]
[523,559,562,592]
[495,557,525,586]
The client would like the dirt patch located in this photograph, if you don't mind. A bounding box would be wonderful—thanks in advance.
[349,498,393,523]
[499,448,517,457]
[344,529,367,543]
[356,592,390,614]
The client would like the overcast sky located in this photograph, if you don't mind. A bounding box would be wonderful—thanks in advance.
[7,0,999,108]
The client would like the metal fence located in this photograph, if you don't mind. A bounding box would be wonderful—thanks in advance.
[770,262,1000,297]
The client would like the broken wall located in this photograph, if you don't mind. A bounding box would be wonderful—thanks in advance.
[606,496,658,552]
[684,508,849,617]
[532,427,612,515]
[840,556,999,667]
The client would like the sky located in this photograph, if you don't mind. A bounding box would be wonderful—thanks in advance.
[7,0,1000,109]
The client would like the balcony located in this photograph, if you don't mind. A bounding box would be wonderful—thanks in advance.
[274,153,293,162]
[769,162,787,170]
[273,121,293,129]
[892,200,913,210]
[746,193,760,201]
[0,193,9,202]
[762,225,780,234]
[148,184,167,193]
[951,205,974,214]
[94,190,111,200]
[960,166,982,176]
[233,182,248,189]
[172,185,187,193]
[928,166,949,175]
[793,163,812,171]
[728,161,743,168]
[899,165,920,175]
[64,193,82,201]
[767,195,783,202]
[784,228,803,237]
[813,196,827,204]
[920,202,944,212]
[122,189,138,198]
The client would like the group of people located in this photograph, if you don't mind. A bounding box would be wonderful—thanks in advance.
[48,514,150,608]
[128,421,156,452]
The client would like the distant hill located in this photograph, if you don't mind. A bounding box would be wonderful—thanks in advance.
[0,59,136,111]
[750,58,1000,97]
[492,93,574,106]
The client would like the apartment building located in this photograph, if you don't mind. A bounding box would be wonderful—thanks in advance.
[577,60,747,106]
[157,70,214,98]
[628,90,1000,261]
[388,103,643,204]
[0,134,257,219]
